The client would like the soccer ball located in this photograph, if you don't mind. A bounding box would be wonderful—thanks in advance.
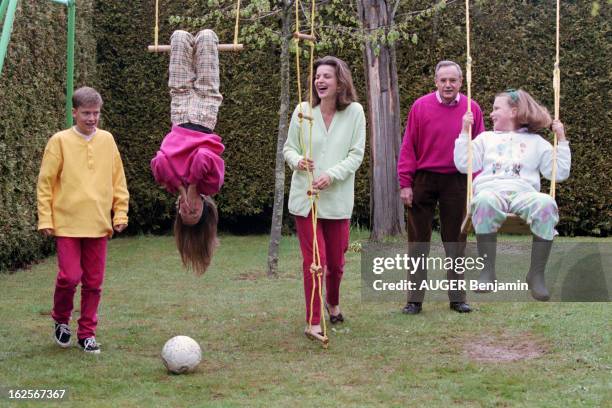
[161,336,202,374]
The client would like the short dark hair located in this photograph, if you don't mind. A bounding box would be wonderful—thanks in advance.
[72,86,103,108]
[311,56,358,111]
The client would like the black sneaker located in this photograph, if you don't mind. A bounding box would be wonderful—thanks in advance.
[78,337,101,354]
[54,322,71,348]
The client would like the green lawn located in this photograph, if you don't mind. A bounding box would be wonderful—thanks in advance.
[0,232,610,407]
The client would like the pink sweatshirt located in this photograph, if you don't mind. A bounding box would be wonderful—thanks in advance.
[151,125,225,195]
[397,92,485,188]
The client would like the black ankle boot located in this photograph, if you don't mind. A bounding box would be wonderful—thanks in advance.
[526,235,553,301]
[475,233,497,292]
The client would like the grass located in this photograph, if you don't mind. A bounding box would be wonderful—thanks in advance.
[0,231,610,407]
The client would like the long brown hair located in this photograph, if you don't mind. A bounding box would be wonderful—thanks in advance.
[174,195,219,276]
[311,56,358,111]
[498,89,552,132]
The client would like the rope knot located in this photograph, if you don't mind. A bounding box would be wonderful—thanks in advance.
[307,189,320,199]
[310,263,323,275]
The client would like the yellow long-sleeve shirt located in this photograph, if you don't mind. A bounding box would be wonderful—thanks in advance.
[37,128,129,237]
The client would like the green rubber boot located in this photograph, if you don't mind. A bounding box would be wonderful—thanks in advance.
[526,235,553,301]
[475,233,497,292]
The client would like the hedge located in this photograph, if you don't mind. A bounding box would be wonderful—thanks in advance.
[94,0,609,237]
[1,0,609,271]
[93,0,368,234]
[0,0,97,271]
[396,0,611,237]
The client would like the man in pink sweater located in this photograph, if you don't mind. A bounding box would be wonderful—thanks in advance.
[397,60,485,315]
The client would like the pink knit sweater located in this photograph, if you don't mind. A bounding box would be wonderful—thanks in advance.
[151,125,225,195]
[397,92,485,188]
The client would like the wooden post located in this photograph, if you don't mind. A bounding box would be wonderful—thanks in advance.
[358,0,405,240]
[267,0,293,277]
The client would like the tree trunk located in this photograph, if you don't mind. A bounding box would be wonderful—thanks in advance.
[267,0,293,277]
[358,0,405,241]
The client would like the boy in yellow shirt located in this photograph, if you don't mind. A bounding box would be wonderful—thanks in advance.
[37,87,129,354]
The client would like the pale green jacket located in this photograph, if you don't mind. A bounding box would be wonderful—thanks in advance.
[283,102,366,219]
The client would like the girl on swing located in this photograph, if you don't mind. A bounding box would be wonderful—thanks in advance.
[151,30,224,275]
[454,88,571,301]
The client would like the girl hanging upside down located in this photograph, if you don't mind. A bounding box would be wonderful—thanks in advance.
[151,30,225,275]
[454,88,571,301]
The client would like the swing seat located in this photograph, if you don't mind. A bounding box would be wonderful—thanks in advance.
[305,263,329,348]
[461,212,531,235]
[293,32,316,42]
[147,44,244,52]
[499,213,531,235]
[304,327,329,347]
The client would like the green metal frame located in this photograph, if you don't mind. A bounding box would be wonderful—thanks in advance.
[0,0,76,127]
[0,0,19,75]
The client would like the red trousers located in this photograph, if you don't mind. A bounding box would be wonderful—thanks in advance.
[52,237,107,339]
[295,214,350,325]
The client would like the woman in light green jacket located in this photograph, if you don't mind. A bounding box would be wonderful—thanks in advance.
[283,56,366,341]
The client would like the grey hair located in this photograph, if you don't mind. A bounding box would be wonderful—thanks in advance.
[435,60,462,78]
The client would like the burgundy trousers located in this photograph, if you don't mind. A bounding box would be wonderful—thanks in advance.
[52,237,107,339]
[406,171,467,303]
[295,214,350,325]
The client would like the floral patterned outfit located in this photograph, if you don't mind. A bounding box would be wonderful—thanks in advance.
[454,129,571,240]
